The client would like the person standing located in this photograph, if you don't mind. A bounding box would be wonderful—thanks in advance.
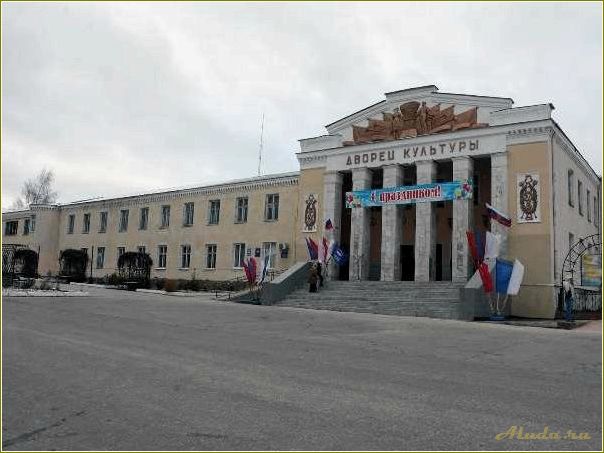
[308,264,318,293]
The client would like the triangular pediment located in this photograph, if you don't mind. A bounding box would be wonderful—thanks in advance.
[324,85,514,147]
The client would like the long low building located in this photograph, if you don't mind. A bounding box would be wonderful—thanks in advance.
[3,85,601,318]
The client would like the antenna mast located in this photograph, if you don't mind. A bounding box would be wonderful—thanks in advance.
[257,113,265,176]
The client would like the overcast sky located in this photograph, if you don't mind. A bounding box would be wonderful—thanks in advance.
[2,1,602,209]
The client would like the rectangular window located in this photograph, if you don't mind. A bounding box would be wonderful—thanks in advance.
[587,190,592,222]
[139,207,149,230]
[160,205,170,228]
[569,232,575,249]
[594,196,599,227]
[578,180,583,216]
[233,243,246,268]
[23,218,30,235]
[567,170,574,207]
[83,213,91,233]
[5,221,18,236]
[117,247,125,265]
[67,214,75,234]
[181,245,191,269]
[206,244,217,269]
[81,247,88,256]
[99,211,108,233]
[137,245,146,254]
[96,247,105,269]
[158,245,167,268]
[183,202,194,226]
[262,242,277,269]
[235,197,248,223]
[30,215,36,233]
[265,194,279,221]
[119,209,129,232]
[208,200,221,225]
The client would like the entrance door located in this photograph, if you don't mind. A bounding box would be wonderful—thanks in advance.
[436,244,442,281]
[400,245,415,281]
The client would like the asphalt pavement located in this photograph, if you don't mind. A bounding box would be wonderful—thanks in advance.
[2,288,602,450]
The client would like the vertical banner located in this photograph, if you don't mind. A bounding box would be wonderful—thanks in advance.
[302,193,318,232]
[517,173,540,223]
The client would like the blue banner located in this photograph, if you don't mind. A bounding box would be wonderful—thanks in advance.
[345,179,472,208]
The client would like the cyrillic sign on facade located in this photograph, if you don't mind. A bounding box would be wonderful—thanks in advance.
[345,179,473,208]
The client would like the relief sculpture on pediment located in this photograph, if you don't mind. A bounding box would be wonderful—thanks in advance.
[343,101,487,146]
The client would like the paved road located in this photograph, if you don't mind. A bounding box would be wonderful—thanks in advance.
[3,289,602,450]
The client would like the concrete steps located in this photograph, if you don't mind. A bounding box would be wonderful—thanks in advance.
[276,280,468,320]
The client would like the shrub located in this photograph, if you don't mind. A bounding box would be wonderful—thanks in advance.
[107,273,124,286]
[164,279,177,292]
[151,278,166,290]
[187,278,202,292]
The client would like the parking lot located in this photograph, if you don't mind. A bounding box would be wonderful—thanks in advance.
[2,288,601,450]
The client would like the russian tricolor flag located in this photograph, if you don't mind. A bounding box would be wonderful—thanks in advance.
[485,203,512,227]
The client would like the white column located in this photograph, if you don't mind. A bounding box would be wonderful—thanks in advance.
[381,165,403,281]
[491,152,509,256]
[452,157,474,282]
[323,171,343,280]
[415,161,437,282]
[349,168,372,281]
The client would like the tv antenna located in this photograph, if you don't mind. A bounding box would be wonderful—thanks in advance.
[257,113,265,176]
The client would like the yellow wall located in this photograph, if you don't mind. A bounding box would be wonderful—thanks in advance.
[295,167,325,262]
[506,141,555,318]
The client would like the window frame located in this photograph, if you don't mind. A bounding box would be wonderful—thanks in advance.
[183,202,195,227]
[235,197,248,223]
[265,193,280,221]
[206,244,217,269]
[578,180,583,216]
[119,209,129,232]
[5,221,18,236]
[67,214,75,234]
[96,247,105,269]
[157,245,168,269]
[82,213,91,234]
[180,244,192,269]
[567,169,575,207]
[587,189,592,222]
[262,242,277,269]
[160,205,171,229]
[139,207,149,230]
[208,199,221,225]
[30,215,36,233]
[99,211,108,233]
[233,243,246,268]
[23,218,30,235]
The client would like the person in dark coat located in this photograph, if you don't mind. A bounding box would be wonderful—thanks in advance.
[308,265,318,293]
[316,262,324,288]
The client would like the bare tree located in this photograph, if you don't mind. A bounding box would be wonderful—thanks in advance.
[12,168,58,209]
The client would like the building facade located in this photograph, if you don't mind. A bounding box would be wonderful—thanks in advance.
[3,85,601,318]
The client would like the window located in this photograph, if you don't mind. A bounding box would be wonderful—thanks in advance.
[68,214,75,234]
[5,221,18,236]
[119,209,129,232]
[233,243,246,268]
[23,218,30,235]
[206,244,217,269]
[83,213,91,233]
[183,202,194,226]
[160,205,170,228]
[208,200,220,225]
[30,215,36,233]
[181,245,191,269]
[137,245,146,254]
[595,196,599,228]
[117,247,125,265]
[96,247,105,269]
[569,233,575,250]
[81,248,88,256]
[567,170,574,207]
[158,245,167,268]
[578,180,583,216]
[262,242,277,269]
[265,194,279,221]
[139,207,149,230]
[99,212,108,233]
[235,197,248,223]
[587,190,592,222]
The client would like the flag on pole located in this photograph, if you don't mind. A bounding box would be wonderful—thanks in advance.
[248,257,257,285]
[259,253,270,284]
[242,259,252,284]
[325,219,334,231]
[305,237,319,261]
[507,259,525,295]
[320,237,331,263]
[466,231,479,269]
[484,231,501,260]
[478,261,494,293]
[495,258,514,294]
[485,203,512,227]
